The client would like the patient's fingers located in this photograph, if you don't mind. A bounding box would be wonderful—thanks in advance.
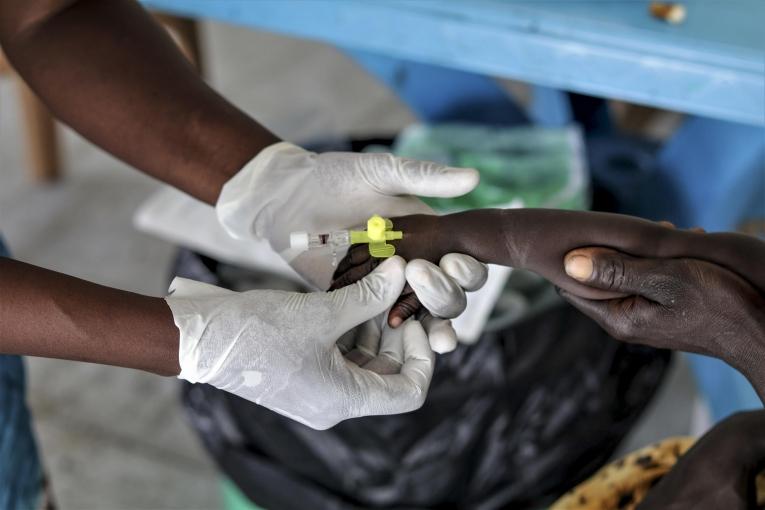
[334,244,370,275]
[330,259,378,290]
[388,289,422,327]
[330,244,379,290]
[658,219,704,233]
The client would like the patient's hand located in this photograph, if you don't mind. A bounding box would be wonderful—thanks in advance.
[332,209,765,330]
[331,214,441,327]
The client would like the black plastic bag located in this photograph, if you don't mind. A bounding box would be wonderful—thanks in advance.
[176,251,671,509]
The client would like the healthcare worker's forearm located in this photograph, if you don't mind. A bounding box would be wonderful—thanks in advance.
[0,257,181,376]
[0,0,279,204]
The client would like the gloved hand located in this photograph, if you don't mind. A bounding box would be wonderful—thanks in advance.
[402,254,488,353]
[215,141,488,352]
[331,236,488,353]
[165,256,435,430]
[559,247,765,401]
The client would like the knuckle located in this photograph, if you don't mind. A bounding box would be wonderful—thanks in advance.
[311,417,337,431]
[644,268,684,303]
[356,274,387,303]
[610,319,634,341]
[413,390,427,409]
[596,255,627,291]
[609,309,646,342]
[405,385,427,412]
[396,296,421,317]
[309,300,336,332]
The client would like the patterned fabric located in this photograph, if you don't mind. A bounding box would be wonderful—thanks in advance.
[0,237,43,510]
[551,436,765,509]
[550,437,695,510]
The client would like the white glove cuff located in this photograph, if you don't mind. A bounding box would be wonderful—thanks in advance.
[165,277,237,384]
[215,141,308,241]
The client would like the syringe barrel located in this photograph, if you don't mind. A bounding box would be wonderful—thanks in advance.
[290,230,350,252]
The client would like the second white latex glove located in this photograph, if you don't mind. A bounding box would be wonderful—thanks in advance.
[405,254,489,353]
[166,256,434,430]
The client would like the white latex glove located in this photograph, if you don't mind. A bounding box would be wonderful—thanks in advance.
[405,254,489,353]
[215,141,488,351]
[166,256,434,430]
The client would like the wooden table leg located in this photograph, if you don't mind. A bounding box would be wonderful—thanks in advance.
[0,50,10,75]
[154,14,204,74]
[16,78,60,183]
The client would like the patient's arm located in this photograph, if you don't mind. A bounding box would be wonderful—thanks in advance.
[331,209,765,320]
[639,410,765,510]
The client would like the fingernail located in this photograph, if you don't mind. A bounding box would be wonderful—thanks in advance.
[658,220,675,229]
[565,255,593,281]
[389,315,403,328]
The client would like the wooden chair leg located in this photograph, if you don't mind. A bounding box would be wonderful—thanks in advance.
[0,50,11,75]
[154,14,204,74]
[16,78,60,183]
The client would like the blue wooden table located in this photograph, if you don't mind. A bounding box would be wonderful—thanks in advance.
[145,0,764,125]
[144,0,765,418]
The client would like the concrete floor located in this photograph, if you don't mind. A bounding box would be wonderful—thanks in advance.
[0,19,698,510]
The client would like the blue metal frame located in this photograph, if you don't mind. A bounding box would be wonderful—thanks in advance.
[143,0,765,126]
[343,49,526,125]
[528,86,572,128]
[655,117,765,231]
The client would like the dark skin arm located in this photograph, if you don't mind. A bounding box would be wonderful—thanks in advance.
[559,247,765,403]
[0,0,280,204]
[332,210,765,398]
[0,0,278,369]
[332,209,765,307]
[638,410,765,510]
[0,257,180,376]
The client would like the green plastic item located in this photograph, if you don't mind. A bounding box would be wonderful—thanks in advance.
[391,124,589,212]
[349,215,403,258]
[221,477,263,510]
